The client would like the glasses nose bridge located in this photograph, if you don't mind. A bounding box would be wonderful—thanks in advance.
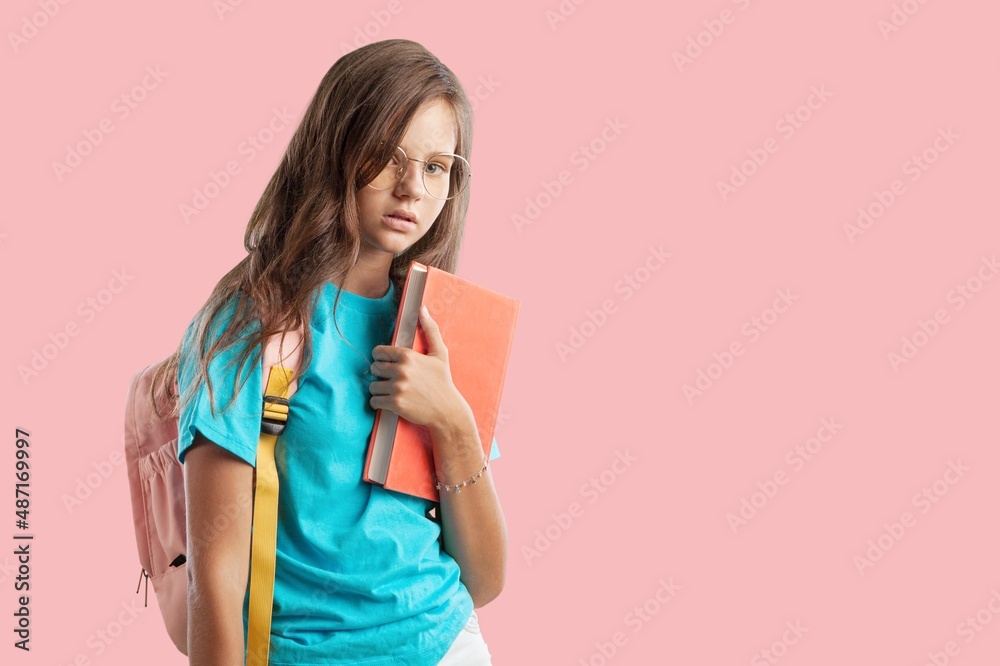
[393,149,429,192]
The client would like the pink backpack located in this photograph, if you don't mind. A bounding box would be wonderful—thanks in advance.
[124,326,303,658]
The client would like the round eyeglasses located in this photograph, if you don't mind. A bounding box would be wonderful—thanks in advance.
[365,144,471,201]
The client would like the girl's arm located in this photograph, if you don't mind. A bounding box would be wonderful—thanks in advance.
[431,416,508,608]
[183,431,254,666]
[370,306,509,607]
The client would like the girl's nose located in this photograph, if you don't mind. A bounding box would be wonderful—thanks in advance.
[394,160,425,198]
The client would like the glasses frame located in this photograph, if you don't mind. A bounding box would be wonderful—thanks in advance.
[365,143,472,201]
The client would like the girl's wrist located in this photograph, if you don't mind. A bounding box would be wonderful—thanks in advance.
[428,395,477,446]
[434,452,489,493]
[431,418,483,478]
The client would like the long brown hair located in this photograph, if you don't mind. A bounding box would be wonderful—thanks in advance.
[148,38,474,421]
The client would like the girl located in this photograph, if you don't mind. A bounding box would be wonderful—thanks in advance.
[152,39,506,665]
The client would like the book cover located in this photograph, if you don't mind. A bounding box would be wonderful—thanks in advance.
[363,261,520,501]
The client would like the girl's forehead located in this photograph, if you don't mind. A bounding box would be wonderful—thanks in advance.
[397,101,458,154]
[397,136,458,157]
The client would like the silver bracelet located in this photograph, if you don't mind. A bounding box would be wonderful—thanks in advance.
[434,454,489,493]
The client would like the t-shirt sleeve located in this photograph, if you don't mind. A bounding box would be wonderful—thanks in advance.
[489,435,500,462]
[176,301,262,467]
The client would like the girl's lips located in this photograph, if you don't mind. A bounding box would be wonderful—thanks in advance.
[383,214,416,231]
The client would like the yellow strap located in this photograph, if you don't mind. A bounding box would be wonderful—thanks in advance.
[246,365,294,666]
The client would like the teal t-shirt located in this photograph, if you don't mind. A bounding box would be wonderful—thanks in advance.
[176,279,500,665]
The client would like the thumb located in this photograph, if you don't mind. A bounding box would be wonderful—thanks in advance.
[418,305,447,358]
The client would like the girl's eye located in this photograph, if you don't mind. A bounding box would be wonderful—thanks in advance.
[425,162,449,175]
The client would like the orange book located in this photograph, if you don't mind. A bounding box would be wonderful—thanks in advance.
[363,261,520,502]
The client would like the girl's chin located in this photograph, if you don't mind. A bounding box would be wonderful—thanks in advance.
[361,234,411,256]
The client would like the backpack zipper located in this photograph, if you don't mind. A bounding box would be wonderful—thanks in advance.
[136,567,150,607]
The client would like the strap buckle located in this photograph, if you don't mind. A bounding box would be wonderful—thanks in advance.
[261,395,290,436]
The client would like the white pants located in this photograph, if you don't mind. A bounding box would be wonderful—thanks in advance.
[437,609,493,665]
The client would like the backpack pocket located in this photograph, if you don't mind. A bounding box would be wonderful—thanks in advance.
[138,436,187,577]
[149,560,189,654]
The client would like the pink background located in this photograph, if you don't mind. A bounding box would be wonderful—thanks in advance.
[3,1,999,664]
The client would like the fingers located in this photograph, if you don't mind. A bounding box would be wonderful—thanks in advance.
[372,344,405,362]
[370,359,401,378]
[418,307,448,358]
[368,379,392,396]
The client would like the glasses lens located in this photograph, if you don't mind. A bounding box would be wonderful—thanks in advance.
[424,154,470,200]
[368,146,407,190]
[366,147,471,200]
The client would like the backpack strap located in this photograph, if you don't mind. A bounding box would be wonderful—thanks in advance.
[247,326,303,666]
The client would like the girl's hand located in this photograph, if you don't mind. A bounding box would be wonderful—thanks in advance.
[368,306,475,438]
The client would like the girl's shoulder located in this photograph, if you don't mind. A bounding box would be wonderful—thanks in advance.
[178,293,264,390]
